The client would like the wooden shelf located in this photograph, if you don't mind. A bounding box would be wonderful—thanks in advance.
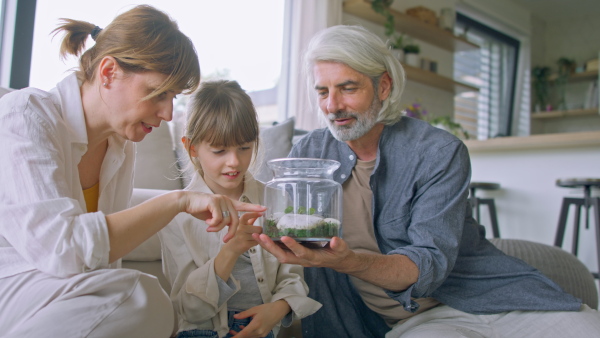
[548,70,598,83]
[343,0,479,52]
[403,64,478,94]
[342,0,479,94]
[531,108,599,119]
[464,131,600,153]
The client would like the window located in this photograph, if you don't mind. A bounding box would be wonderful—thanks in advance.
[0,0,4,56]
[454,13,520,140]
[0,0,36,89]
[30,0,285,125]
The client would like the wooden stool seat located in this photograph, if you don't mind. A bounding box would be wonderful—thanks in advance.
[469,181,501,238]
[556,178,600,189]
[554,177,600,279]
[470,182,501,190]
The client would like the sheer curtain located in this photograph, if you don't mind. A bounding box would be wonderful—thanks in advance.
[278,0,342,131]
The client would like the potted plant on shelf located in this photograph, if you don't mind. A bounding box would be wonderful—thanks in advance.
[403,101,470,140]
[428,116,470,140]
[555,57,576,110]
[389,33,404,62]
[531,65,551,112]
[371,0,396,37]
[403,42,420,67]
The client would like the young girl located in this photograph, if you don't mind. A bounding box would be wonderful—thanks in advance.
[159,80,321,338]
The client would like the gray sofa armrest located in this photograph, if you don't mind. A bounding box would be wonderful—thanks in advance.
[490,238,598,309]
[122,188,171,262]
[122,188,173,292]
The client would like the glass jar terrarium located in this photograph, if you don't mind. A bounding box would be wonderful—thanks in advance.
[263,158,342,243]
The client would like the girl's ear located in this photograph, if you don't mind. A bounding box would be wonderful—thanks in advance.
[181,137,198,157]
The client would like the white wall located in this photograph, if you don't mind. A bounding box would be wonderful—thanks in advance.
[538,14,600,68]
[530,7,600,134]
[469,145,600,273]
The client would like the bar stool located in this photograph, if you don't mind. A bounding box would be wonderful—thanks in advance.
[469,182,501,238]
[554,178,600,279]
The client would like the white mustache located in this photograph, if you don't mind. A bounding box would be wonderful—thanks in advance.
[327,111,357,121]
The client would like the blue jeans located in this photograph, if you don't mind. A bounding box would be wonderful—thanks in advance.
[176,310,275,338]
[301,267,390,338]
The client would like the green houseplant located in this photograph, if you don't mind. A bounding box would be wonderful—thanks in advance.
[403,43,420,54]
[371,0,396,37]
[390,33,404,50]
[404,101,470,139]
[403,42,420,67]
[389,33,404,61]
[531,65,551,112]
[429,116,470,140]
[555,57,576,110]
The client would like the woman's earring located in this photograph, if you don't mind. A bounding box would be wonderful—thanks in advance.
[103,83,107,87]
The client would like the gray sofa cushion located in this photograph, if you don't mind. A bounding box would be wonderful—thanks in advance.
[254,117,296,183]
[134,123,182,190]
[490,238,598,309]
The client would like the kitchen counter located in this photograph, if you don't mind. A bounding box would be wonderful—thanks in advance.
[464,131,600,153]
[465,130,599,272]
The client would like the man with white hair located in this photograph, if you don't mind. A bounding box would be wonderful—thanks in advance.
[254,25,600,337]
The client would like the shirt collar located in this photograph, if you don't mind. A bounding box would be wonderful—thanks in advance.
[51,73,128,158]
[185,171,262,204]
[51,72,88,146]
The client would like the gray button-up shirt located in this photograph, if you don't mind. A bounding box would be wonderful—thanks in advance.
[290,117,580,315]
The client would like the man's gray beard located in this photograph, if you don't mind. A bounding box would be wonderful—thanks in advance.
[321,97,382,142]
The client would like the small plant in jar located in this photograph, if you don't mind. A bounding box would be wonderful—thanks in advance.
[263,158,343,243]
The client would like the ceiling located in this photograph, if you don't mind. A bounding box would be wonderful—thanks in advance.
[509,0,600,21]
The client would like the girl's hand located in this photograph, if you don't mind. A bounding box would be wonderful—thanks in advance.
[181,191,266,242]
[223,212,263,256]
[213,212,264,281]
[229,300,291,338]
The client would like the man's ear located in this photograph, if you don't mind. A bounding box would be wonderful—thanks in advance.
[98,56,119,86]
[378,71,393,101]
[181,137,197,157]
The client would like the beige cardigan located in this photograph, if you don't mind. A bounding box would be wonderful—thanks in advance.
[159,172,321,337]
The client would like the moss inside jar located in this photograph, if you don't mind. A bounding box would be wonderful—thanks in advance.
[263,158,343,243]
[264,208,340,241]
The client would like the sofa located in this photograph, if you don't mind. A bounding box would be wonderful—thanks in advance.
[123,114,598,337]
[0,80,597,334]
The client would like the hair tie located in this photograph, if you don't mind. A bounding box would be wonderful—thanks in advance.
[91,26,103,41]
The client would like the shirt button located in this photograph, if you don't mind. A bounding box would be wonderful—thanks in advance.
[349,155,355,160]
[257,277,264,283]
[341,174,347,179]
[249,248,256,254]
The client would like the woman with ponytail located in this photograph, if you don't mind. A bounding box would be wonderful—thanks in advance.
[0,5,264,337]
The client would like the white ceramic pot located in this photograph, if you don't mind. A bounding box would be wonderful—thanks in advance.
[405,53,420,67]
[391,49,404,63]
[440,8,455,31]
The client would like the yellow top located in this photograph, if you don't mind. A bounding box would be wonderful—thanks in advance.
[82,182,100,213]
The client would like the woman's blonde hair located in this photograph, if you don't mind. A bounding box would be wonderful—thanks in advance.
[52,5,200,99]
[184,80,260,176]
